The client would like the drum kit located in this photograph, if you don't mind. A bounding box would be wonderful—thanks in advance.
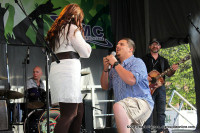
[0,71,90,133]
[0,76,61,133]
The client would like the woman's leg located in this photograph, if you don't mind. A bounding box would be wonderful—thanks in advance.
[69,103,84,133]
[54,103,78,133]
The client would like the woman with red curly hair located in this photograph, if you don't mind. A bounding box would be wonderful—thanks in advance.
[46,3,91,133]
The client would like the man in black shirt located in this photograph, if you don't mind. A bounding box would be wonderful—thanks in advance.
[142,38,178,133]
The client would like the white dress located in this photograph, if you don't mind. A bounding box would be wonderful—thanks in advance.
[49,24,92,104]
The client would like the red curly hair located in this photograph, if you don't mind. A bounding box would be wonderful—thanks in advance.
[46,3,84,51]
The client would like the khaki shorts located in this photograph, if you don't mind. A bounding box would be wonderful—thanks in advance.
[118,97,152,133]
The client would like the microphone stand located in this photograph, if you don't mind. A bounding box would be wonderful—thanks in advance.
[5,42,12,130]
[14,1,60,133]
[22,47,29,132]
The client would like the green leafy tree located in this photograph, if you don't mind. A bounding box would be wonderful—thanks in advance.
[159,44,195,110]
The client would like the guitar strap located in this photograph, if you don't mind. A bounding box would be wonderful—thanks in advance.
[160,57,165,72]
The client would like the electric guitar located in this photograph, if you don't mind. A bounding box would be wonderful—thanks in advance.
[148,54,191,95]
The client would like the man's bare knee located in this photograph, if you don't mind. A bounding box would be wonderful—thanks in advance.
[113,103,121,113]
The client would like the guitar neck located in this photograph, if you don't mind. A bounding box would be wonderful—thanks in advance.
[155,54,190,80]
[157,68,172,79]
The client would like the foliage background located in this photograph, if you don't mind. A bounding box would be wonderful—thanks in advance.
[159,44,195,109]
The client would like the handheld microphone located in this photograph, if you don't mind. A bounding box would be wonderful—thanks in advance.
[108,51,116,69]
[27,47,30,64]
[111,51,116,57]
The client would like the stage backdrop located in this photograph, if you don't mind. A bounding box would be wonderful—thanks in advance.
[0,0,113,48]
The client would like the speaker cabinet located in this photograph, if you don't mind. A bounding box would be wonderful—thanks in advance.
[0,100,8,130]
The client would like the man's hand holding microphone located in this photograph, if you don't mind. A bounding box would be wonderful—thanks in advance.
[103,51,117,72]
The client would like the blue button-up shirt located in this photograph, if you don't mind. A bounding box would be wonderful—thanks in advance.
[109,55,154,110]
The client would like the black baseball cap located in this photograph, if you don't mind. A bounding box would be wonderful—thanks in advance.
[149,38,160,45]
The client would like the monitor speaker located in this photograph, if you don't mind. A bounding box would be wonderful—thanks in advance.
[0,100,8,130]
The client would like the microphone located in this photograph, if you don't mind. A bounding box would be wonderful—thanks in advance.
[108,51,116,69]
[27,47,30,64]
[111,51,116,57]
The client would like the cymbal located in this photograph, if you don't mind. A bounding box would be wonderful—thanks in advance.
[0,76,7,80]
[0,90,24,99]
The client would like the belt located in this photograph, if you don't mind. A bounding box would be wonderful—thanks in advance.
[52,51,80,62]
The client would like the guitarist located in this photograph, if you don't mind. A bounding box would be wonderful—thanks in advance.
[142,38,178,133]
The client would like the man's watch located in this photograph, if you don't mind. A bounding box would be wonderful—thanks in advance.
[113,61,119,69]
